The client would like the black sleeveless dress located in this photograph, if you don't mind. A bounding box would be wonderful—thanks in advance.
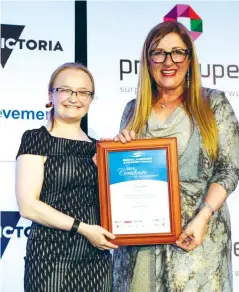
[17,126,112,292]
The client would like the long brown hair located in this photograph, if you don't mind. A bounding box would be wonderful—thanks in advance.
[127,21,218,159]
[47,62,95,131]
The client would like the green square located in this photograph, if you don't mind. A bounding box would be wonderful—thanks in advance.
[191,19,203,32]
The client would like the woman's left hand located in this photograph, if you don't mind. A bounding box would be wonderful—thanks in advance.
[175,213,210,251]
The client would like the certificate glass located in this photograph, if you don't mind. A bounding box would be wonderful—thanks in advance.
[97,138,181,246]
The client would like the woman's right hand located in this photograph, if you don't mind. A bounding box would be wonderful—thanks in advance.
[113,129,136,143]
[78,222,118,250]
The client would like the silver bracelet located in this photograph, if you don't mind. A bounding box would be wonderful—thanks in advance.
[201,202,215,216]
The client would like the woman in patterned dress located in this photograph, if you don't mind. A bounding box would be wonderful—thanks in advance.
[15,62,117,292]
[113,22,239,292]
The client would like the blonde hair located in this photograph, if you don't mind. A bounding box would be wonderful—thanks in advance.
[127,22,218,160]
[47,62,95,131]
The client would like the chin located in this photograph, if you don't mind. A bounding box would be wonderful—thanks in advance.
[161,85,177,90]
[66,110,87,118]
[160,82,182,91]
[64,114,86,121]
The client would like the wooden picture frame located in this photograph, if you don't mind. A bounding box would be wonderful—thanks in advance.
[97,138,181,245]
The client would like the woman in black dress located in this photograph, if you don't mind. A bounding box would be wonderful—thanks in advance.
[15,62,117,292]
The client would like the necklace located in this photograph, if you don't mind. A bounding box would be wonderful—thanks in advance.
[158,94,183,108]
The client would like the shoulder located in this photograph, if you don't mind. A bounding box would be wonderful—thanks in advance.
[202,87,224,101]
[122,99,136,118]
[124,99,136,111]
[21,126,47,142]
[120,99,136,131]
[17,127,48,159]
[203,87,238,125]
[202,87,228,111]
[88,136,98,143]
[122,99,136,121]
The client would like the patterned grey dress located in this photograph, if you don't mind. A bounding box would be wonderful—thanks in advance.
[113,88,239,292]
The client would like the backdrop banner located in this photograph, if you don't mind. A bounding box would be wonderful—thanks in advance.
[87,1,239,290]
[0,1,75,291]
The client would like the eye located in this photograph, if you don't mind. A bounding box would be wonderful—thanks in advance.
[79,91,92,97]
[58,88,71,93]
[152,50,165,56]
[78,91,88,96]
[173,49,186,55]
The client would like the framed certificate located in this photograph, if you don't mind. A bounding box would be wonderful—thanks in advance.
[97,138,181,246]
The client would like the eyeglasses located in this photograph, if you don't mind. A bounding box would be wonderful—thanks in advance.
[150,49,191,64]
[51,88,93,101]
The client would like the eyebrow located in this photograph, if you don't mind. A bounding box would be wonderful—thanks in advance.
[154,46,187,51]
[60,85,91,91]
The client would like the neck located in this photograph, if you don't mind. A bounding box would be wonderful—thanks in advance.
[49,118,86,140]
[155,87,184,109]
[158,87,184,101]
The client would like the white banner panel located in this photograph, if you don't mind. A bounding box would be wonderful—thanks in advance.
[87,1,239,138]
[0,0,75,162]
[0,1,75,291]
[87,1,239,290]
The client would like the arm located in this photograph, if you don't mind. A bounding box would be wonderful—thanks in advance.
[177,91,239,250]
[16,154,117,249]
[16,154,73,229]
[203,91,239,213]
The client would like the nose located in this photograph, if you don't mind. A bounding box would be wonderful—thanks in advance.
[164,54,174,66]
[68,92,78,103]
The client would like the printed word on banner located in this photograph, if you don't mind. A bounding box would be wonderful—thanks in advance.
[0,211,31,259]
[1,24,63,69]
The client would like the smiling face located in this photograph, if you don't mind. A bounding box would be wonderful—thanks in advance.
[49,68,93,123]
[149,32,190,93]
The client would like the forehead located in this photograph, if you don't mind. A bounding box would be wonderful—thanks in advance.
[156,32,186,50]
[54,68,92,89]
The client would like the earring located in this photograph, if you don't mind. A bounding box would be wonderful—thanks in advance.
[187,69,190,88]
[45,102,52,108]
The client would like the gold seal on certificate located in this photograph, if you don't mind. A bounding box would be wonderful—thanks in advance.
[97,138,181,246]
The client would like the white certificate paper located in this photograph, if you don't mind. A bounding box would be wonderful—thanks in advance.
[108,150,171,235]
